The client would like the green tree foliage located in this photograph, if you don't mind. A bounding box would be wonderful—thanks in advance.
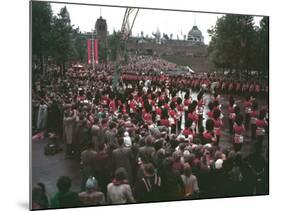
[108,30,121,61]
[98,41,108,63]
[257,17,269,78]
[71,27,87,63]
[208,14,265,79]
[49,6,73,73]
[32,1,53,74]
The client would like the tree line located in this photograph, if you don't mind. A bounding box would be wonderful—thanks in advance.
[208,14,269,80]
[32,2,86,76]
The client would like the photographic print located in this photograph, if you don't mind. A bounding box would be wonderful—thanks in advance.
[31,0,269,210]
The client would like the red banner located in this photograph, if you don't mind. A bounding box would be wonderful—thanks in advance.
[87,39,91,64]
[94,39,99,64]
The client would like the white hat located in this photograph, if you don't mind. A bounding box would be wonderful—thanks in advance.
[204,143,212,148]
[215,159,223,169]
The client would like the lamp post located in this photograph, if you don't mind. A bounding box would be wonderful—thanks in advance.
[91,28,95,70]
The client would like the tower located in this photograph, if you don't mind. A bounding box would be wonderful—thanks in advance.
[94,16,108,62]
[95,16,108,43]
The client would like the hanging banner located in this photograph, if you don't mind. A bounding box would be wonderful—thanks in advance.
[87,39,91,64]
[94,39,99,64]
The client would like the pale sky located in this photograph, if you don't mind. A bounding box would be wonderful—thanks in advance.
[50,2,263,44]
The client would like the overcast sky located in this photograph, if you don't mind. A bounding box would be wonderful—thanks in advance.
[50,2,262,44]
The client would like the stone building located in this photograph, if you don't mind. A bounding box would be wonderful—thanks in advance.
[125,25,211,72]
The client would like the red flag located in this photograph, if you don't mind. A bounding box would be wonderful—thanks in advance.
[87,39,91,64]
[94,39,99,64]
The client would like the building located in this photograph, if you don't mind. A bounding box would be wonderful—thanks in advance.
[86,16,212,72]
[125,25,211,72]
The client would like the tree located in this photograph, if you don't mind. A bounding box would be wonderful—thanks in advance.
[32,1,53,75]
[108,30,121,62]
[72,27,87,63]
[208,14,256,79]
[49,6,73,75]
[257,17,269,79]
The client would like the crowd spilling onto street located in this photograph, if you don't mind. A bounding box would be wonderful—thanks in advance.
[32,56,268,209]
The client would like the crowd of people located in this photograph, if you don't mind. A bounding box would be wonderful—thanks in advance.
[32,57,269,209]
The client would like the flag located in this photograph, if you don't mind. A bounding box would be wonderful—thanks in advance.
[94,39,99,64]
[87,39,91,64]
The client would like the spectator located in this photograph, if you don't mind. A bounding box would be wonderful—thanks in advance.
[107,168,135,204]
[79,177,105,206]
[181,163,199,199]
[50,176,80,208]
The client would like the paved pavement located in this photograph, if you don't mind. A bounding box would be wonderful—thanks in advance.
[31,90,268,198]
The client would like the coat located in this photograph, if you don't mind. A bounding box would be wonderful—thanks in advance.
[78,191,105,206]
[64,116,76,144]
[37,104,48,130]
[112,147,133,184]
[107,182,135,204]
[91,124,101,150]
[50,191,80,208]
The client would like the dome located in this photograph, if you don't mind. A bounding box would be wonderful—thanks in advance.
[188,25,202,37]
[187,25,204,43]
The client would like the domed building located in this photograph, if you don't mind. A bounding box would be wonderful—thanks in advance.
[187,25,204,43]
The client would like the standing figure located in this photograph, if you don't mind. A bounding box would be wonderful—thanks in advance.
[63,109,77,158]
[250,101,259,140]
[37,100,48,131]
[256,109,268,148]
[233,114,245,152]
[213,109,223,146]
[228,96,235,134]
[243,95,252,130]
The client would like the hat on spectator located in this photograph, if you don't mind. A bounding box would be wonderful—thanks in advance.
[215,159,223,169]
[85,177,97,190]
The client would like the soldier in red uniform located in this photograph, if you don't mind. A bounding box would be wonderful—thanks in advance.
[159,108,170,127]
[169,101,177,134]
[250,101,259,140]
[256,109,268,147]
[203,119,216,145]
[176,97,184,132]
[228,96,235,134]
[187,101,199,133]
[235,82,241,94]
[243,95,252,130]
[182,119,195,143]
[207,102,214,119]
[197,90,205,129]
[233,114,245,152]
[184,90,192,122]
[255,83,260,98]
[213,109,223,145]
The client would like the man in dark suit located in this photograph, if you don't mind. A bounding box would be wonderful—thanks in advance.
[112,137,134,185]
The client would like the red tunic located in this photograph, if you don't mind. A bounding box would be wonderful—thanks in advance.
[160,119,169,127]
[184,98,191,106]
[188,112,198,122]
[233,124,245,143]
[182,128,194,138]
[213,119,223,136]
[250,110,259,124]
[203,131,216,143]
[129,100,137,113]
[109,100,116,112]
[143,112,152,122]
[255,84,260,93]
[256,119,268,136]
[207,111,213,119]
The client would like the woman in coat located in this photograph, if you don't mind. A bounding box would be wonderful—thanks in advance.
[107,168,135,204]
[63,109,77,158]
